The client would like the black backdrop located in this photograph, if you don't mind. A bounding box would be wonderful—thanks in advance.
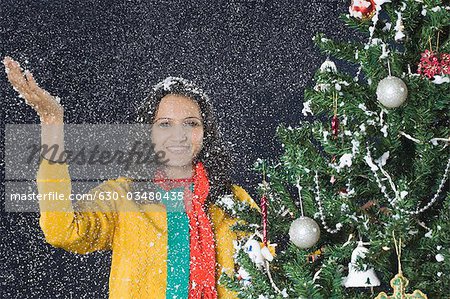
[1,0,356,297]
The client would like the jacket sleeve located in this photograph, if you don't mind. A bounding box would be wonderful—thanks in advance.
[210,184,261,298]
[36,157,120,254]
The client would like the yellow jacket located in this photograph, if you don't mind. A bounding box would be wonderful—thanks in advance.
[36,158,260,299]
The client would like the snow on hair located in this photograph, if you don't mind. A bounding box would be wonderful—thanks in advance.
[136,76,210,123]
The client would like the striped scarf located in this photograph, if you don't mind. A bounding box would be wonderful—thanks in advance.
[154,161,218,299]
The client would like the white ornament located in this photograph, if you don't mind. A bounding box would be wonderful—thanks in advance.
[244,239,265,267]
[376,76,408,108]
[289,216,320,249]
[260,246,274,262]
[343,242,381,288]
[319,59,337,73]
[243,238,275,267]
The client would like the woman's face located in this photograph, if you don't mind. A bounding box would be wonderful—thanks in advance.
[151,94,204,168]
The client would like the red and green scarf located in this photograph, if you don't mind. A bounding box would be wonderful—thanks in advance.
[154,161,218,299]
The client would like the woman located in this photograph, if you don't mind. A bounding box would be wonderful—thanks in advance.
[3,56,260,299]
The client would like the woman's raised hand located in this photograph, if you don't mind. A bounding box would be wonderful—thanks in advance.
[3,56,64,124]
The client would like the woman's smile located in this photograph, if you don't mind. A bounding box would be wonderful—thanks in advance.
[166,145,191,154]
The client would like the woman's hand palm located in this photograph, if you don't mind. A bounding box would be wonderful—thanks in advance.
[3,56,63,124]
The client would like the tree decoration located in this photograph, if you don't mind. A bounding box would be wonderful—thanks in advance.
[417,49,441,78]
[376,73,408,108]
[245,163,284,296]
[261,192,268,246]
[314,171,343,234]
[417,34,450,79]
[289,216,321,249]
[331,93,339,139]
[441,53,450,74]
[375,232,428,299]
[376,64,408,108]
[349,0,377,20]
[259,163,277,258]
[244,238,275,268]
[245,238,266,267]
[289,178,321,249]
[365,147,450,216]
[417,50,450,79]
[319,58,338,73]
[343,241,381,288]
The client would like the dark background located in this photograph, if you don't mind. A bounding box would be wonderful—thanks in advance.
[1,0,357,297]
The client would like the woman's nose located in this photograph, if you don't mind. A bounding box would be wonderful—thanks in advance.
[170,124,188,141]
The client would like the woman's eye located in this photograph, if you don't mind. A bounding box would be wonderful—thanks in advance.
[184,121,201,127]
[158,122,170,128]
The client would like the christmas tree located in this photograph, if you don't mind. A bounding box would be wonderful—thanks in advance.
[218,0,449,298]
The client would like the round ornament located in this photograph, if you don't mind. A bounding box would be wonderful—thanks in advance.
[289,216,321,249]
[376,76,408,108]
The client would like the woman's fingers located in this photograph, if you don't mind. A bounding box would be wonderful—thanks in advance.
[4,58,39,102]
[4,59,29,96]
[3,57,58,112]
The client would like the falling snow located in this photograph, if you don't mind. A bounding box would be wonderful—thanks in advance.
[2,0,354,298]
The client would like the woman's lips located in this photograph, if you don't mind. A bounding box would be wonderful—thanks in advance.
[166,146,190,154]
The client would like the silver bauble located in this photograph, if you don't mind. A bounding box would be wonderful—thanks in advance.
[289,216,320,249]
[376,76,408,108]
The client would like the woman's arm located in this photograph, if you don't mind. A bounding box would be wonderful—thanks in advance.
[4,56,119,254]
[37,157,120,254]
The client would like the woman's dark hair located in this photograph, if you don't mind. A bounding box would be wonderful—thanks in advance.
[136,77,232,204]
